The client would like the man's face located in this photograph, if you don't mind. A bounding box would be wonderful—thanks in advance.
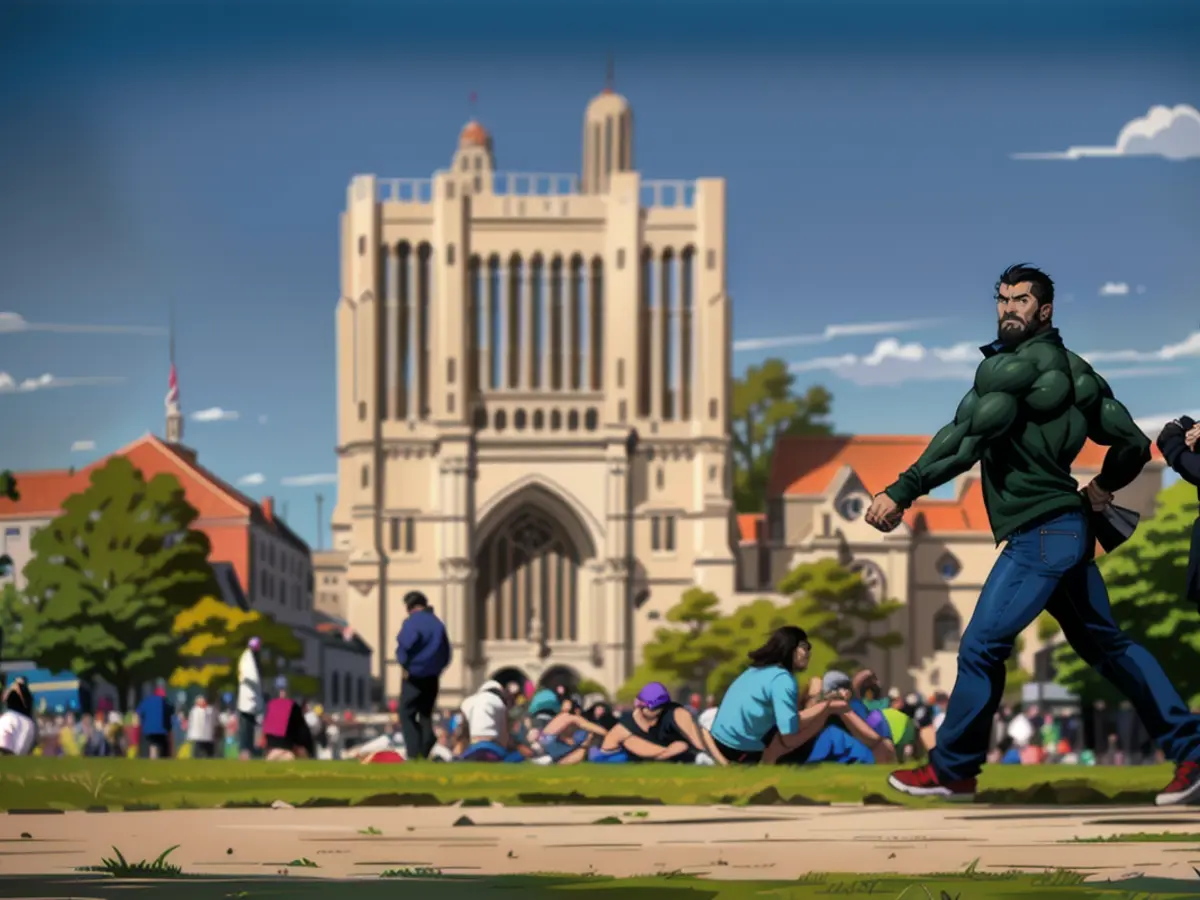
[996,281,1049,346]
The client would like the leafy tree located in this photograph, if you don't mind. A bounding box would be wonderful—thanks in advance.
[731,359,833,513]
[14,457,214,709]
[1052,480,1200,707]
[778,558,904,669]
[171,595,317,698]
[619,586,839,702]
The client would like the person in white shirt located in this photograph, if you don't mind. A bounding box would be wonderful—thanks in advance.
[187,696,217,758]
[0,678,38,756]
[1007,708,1034,748]
[236,637,264,760]
[458,680,528,762]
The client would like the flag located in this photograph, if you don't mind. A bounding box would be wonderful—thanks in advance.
[166,363,179,406]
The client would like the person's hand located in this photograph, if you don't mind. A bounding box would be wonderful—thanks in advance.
[1083,479,1113,512]
[660,740,690,758]
[824,697,849,715]
[865,492,903,532]
[1186,424,1200,452]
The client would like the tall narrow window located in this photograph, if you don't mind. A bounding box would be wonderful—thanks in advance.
[405,517,416,553]
[389,517,400,552]
[651,516,661,551]
[665,515,677,552]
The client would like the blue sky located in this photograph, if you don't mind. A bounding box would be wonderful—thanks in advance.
[1,0,1197,547]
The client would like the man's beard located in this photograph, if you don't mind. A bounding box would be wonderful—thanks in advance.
[997,315,1039,348]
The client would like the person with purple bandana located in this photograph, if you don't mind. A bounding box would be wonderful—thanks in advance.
[589,682,721,764]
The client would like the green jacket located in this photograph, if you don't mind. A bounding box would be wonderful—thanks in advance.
[884,328,1151,543]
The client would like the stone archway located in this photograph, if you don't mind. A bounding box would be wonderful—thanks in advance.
[538,665,581,694]
[488,666,529,693]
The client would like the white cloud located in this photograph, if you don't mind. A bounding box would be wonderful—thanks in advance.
[1012,104,1200,161]
[1134,410,1200,437]
[0,311,166,336]
[237,472,266,486]
[280,473,337,487]
[1084,331,1200,364]
[70,440,96,452]
[1099,282,1129,296]
[0,372,127,393]
[733,318,947,353]
[191,406,240,422]
[789,338,979,386]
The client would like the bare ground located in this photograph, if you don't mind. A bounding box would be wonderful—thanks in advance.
[3,804,1200,882]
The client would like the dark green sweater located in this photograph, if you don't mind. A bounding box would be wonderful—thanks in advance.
[884,328,1151,542]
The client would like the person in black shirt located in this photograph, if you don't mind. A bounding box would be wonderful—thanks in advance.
[595,682,725,764]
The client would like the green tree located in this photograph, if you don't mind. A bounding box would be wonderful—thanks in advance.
[778,558,904,669]
[170,595,317,699]
[732,359,833,513]
[1052,480,1200,706]
[14,457,214,709]
[618,587,839,702]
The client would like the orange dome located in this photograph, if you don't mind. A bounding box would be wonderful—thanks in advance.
[459,120,490,148]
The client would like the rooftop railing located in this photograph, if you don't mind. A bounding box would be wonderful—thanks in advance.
[375,174,698,208]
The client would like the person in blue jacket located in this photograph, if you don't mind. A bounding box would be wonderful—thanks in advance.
[395,591,451,761]
[1158,416,1200,612]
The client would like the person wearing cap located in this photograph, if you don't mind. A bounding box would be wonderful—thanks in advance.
[0,677,37,756]
[395,591,451,762]
[710,626,849,764]
[457,680,527,762]
[590,682,720,764]
[236,636,265,759]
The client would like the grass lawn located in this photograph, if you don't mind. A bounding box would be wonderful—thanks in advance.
[3,870,1200,899]
[0,757,1175,810]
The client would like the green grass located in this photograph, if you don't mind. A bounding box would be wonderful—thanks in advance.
[0,757,1174,810]
[1072,831,1200,843]
[75,844,183,878]
[7,870,1200,898]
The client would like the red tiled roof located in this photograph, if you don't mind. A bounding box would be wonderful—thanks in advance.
[737,513,763,544]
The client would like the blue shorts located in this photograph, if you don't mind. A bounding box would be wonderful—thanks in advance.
[588,747,630,763]
[540,735,580,761]
[458,741,524,763]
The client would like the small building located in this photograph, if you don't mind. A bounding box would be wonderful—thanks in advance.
[312,611,373,709]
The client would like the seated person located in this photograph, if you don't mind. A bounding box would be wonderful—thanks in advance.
[589,682,719,764]
[709,626,849,764]
[584,700,619,731]
[793,670,895,765]
[525,689,608,764]
[0,678,38,756]
[262,681,316,761]
[457,680,528,762]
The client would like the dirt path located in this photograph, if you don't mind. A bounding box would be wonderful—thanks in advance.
[3,805,1200,882]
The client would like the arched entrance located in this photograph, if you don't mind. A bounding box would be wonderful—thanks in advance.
[475,505,586,646]
[488,667,529,693]
[538,665,580,694]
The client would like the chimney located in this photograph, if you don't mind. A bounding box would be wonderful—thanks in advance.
[262,497,275,522]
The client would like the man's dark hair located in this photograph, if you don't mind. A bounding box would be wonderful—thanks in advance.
[403,590,429,612]
[996,263,1055,308]
[747,625,810,672]
[4,677,33,716]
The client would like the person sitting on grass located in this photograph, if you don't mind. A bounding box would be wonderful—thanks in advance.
[456,680,530,762]
[795,670,897,765]
[588,683,721,764]
[0,678,38,756]
[262,679,316,761]
[709,626,851,764]
[525,689,609,765]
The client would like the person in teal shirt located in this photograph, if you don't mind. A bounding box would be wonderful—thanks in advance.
[709,626,847,764]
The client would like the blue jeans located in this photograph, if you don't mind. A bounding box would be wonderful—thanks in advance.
[932,510,1200,782]
[458,741,524,762]
[806,726,875,764]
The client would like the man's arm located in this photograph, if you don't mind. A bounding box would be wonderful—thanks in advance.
[1157,418,1200,487]
[1075,368,1152,493]
[395,619,421,669]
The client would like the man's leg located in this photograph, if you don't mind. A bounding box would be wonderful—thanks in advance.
[398,679,425,760]
[891,517,1087,797]
[1049,563,1200,805]
[417,678,439,759]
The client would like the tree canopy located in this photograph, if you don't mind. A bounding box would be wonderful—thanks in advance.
[13,457,214,707]
[731,359,833,513]
[171,595,316,698]
[778,558,904,670]
[1051,480,1200,707]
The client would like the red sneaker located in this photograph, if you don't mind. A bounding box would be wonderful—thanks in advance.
[887,764,976,801]
[1155,761,1200,806]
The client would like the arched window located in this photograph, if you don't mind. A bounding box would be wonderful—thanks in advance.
[934,606,962,652]
[937,552,962,580]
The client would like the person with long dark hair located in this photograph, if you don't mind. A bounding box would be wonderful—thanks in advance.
[708,626,847,763]
[1158,416,1200,611]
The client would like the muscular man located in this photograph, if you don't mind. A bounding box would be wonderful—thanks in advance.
[866,263,1200,806]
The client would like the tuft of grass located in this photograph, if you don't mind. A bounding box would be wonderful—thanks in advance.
[1071,831,1200,843]
[593,815,622,825]
[77,844,183,878]
[285,857,319,868]
[359,826,383,835]
[1031,868,1090,887]
[380,866,445,878]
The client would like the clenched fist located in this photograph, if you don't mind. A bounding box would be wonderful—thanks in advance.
[865,492,904,533]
